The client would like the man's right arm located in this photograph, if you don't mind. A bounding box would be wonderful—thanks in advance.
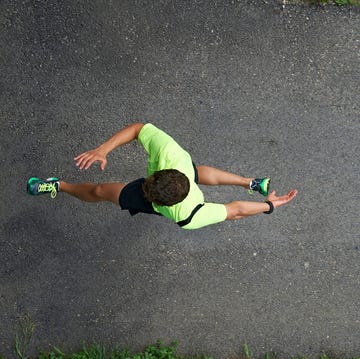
[75,123,144,170]
[97,123,144,155]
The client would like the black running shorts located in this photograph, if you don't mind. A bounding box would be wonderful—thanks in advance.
[119,178,161,216]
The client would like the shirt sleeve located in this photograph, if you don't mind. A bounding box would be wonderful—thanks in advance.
[181,203,228,230]
[137,123,193,177]
[137,124,180,156]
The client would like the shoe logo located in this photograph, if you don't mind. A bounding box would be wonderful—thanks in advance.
[38,182,57,198]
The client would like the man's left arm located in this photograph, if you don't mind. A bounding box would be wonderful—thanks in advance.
[225,190,298,220]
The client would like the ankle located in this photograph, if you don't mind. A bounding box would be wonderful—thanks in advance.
[58,181,67,192]
[249,178,255,190]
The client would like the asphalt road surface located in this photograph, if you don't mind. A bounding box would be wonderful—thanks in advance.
[1,0,359,358]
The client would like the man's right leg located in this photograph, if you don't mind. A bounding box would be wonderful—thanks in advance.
[60,182,126,205]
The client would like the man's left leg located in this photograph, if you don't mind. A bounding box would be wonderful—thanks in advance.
[196,165,270,196]
[196,165,253,188]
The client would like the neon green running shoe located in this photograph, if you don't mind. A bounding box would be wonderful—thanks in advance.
[27,177,60,199]
[248,177,270,196]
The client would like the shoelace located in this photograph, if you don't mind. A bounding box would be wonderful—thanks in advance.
[37,182,58,199]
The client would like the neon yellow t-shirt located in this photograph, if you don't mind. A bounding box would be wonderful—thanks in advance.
[138,123,227,229]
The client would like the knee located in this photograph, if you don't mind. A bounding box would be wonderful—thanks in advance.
[92,183,124,204]
[93,184,105,199]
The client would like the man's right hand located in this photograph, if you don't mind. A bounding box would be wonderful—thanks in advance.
[73,123,144,171]
[74,148,108,171]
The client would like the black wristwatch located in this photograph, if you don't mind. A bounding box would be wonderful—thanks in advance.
[264,201,274,214]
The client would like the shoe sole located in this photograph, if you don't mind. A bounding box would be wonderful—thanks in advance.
[260,178,271,196]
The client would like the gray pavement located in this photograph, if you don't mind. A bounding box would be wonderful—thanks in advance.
[1,0,360,358]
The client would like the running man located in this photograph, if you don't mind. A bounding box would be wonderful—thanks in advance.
[27,123,297,230]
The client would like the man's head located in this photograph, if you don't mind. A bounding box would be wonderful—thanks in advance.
[142,169,190,206]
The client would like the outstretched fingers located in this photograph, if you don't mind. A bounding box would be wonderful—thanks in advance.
[275,189,298,207]
[74,152,93,170]
[74,150,107,170]
[284,189,298,201]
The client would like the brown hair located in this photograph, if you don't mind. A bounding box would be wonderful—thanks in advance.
[142,169,190,206]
